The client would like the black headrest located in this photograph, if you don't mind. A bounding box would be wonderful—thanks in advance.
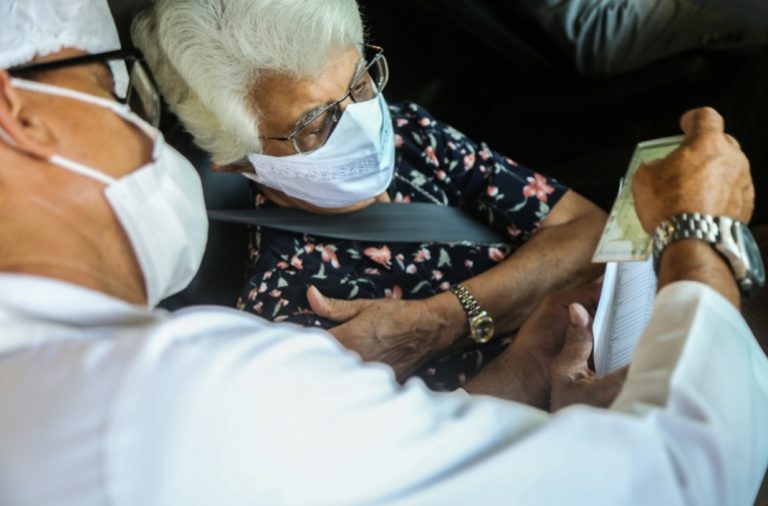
[107,0,153,50]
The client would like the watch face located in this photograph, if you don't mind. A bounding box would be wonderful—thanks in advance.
[470,314,495,344]
[739,224,766,287]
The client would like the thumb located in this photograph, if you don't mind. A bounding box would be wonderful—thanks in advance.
[552,303,594,380]
[307,285,368,322]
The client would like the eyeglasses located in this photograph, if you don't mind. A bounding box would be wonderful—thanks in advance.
[260,44,389,155]
[7,50,162,128]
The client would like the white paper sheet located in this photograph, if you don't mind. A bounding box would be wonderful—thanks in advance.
[592,257,657,375]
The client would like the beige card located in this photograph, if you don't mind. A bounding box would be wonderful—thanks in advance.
[592,135,684,263]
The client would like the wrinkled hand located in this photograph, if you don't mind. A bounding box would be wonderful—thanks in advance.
[632,107,753,234]
[550,304,627,411]
[307,286,449,379]
[503,283,602,408]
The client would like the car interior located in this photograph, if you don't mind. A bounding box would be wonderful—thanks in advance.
[107,0,768,311]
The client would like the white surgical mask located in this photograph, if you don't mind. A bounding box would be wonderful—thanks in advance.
[246,94,395,209]
[5,78,209,307]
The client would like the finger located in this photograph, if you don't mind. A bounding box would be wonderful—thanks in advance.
[552,303,594,379]
[679,107,724,137]
[724,133,741,150]
[306,286,368,322]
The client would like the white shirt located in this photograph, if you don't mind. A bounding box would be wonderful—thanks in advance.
[0,273,765,505]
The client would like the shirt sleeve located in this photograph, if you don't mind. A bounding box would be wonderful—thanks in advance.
[393,101,568,245]
[109,282,768,505]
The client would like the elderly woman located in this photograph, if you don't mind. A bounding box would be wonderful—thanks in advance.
[132,0,606,390]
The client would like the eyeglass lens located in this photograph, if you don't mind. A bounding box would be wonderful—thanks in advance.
[125,61,161,128]
[293,49,388,154]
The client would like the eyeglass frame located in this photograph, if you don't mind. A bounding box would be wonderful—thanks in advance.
[6,49,163,128]
[258,44,389,155]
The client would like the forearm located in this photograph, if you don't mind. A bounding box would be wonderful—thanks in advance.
[427,191,606,347]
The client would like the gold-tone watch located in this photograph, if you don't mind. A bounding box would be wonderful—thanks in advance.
[449,283,495,344]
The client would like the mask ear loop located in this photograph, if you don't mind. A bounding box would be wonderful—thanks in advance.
[6,78,162,184]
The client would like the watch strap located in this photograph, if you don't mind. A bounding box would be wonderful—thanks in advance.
[652,212,720,272]
[449,283,483,319]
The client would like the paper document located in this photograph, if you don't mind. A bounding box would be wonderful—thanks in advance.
[592,135,684,262]
[592,256,657,375]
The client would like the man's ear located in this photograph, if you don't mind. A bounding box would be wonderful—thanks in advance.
[0,71,55,159]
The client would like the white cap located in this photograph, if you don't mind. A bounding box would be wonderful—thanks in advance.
[0,0,129,96]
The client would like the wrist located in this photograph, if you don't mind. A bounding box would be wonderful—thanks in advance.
[658,239,740,308]
[424,291,470,350]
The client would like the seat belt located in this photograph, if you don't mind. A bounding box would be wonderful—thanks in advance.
[208,202,506,244]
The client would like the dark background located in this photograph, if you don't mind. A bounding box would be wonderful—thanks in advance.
[357,1,768,222]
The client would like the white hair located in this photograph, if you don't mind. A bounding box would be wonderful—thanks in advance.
[131,0,364,164]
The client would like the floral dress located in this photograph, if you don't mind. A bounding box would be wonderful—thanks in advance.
[236,101,567,391]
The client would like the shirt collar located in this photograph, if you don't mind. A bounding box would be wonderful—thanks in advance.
[0,273,159,328]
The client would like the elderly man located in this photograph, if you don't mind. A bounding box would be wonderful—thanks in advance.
[0,1,766,505]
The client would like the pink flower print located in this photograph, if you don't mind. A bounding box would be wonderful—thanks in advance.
[394,192,412,203]
[385,285,403,299]
[255,193,267,206]
[406,264,417,274]
[435,170,447,181]
[424,146,439,167]
[487,185,499,197]
[395,134,404,148]
[258,282,268,293]
[418,117,431,127]
[447,141,456,150]
[364,245,392,268]
[522,173,555,202]
[488,247,506,263]
[364,268,381,276]
[479,147,492,160]
[463,152,475,169]
[505,157,518,166]
[248,288,259,301]
[464,260,473,269]
[269,289,282,298]
[252,301,263,314]
[396,118,409,127]
[440,281,451,291]
[432,269,443,281]
[290,255,303,270]
[276,261,289,269]
[318,245,340,268]
[304,243,315,253]
[263,271,273,280]
[396,254,404,261]
[507,224,522,238]
[414,248,432,263]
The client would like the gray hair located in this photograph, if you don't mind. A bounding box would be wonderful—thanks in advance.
[131,0,364,164]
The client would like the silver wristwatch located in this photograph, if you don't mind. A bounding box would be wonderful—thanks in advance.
[449,283,495,344]
[653,212,766,299]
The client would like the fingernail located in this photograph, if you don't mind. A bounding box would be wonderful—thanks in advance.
[569,303,590,327]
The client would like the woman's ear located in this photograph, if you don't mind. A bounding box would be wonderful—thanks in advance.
[0,71,55,159]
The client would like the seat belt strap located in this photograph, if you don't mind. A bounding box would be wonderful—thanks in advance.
[208,202,506,244]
